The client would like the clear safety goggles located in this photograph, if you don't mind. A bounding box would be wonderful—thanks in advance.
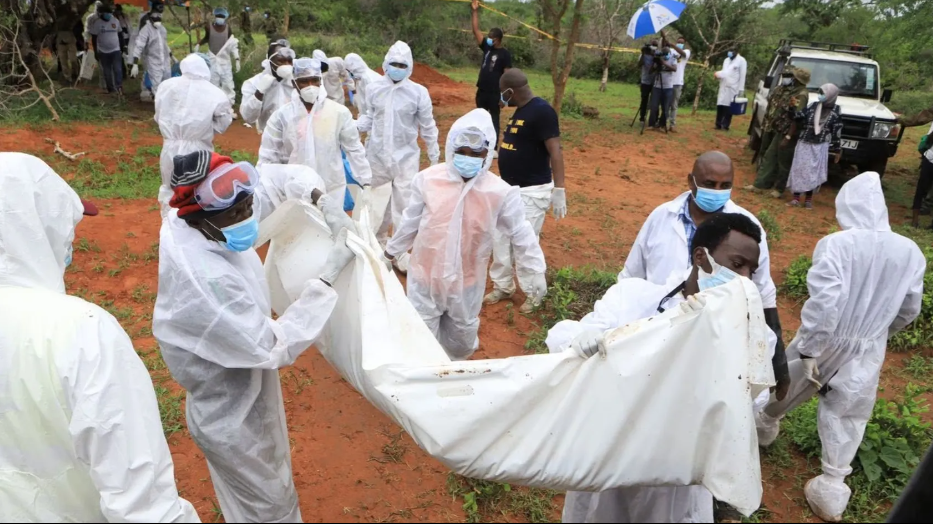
[293,58,323,80]
[452,128,489,152]
[194,162,261,212]
[271,47,297,61]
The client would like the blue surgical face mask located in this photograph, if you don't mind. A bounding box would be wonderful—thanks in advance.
[101,13,112,21]
[64,245,73,267]
[453,154,484,179]
[676,43,685,50]
[692,175,731,213]
[727,51,735,59]
[818,93,827,103]
[215,17,226,25]
[697,248,740,291]
[486,37,494,47]
[211,216,259,252]
[386,65,407,82]
[500,88,513,106]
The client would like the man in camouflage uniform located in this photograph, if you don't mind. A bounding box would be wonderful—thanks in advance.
[746,66,811,197]
[897,103,933,226]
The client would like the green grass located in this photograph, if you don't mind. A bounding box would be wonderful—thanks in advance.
[446,473,556,523]
[902,355,933,381]
[781,255,813,300]
[62,145,161,200]
[757,209,783,243]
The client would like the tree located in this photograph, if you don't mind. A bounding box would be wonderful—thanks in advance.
[1,14,61,120]
[674,0,764,114]
[539,0,586,113]
[588,0,635,92]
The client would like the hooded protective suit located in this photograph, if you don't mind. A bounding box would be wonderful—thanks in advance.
[240,53,301,134]
[344,52,382,117]
[358,41,440,245]
[0,153,199,523]
[133,17,172,101]
[153,165,335,524]
[757,172,925,522]
[155,54,233,212]
[319,54,353,105]
[385,109,545,359]
[258,59,371,203]
[209,35,239,106]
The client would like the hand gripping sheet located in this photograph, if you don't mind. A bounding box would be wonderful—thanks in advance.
[257,202,775,516]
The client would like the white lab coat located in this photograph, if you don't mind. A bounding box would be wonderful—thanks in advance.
[209,35,239,106]
[357,41,440,244]
[621,191,777,308]
[258,96,372,202]
[758,172,925,521]
[385,109,545,359]
[344,53,383,117]
[133,20,172,99]
[152,166,336,524]
[715,54,747,107]
[155,54,233,212]
[545,276,715,523]
[0,153,198,523]
[240,64,301,134]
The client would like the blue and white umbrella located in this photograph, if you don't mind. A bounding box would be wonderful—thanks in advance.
[627,0,687,40]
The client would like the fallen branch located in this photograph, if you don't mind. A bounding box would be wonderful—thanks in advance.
[45,138,86,160]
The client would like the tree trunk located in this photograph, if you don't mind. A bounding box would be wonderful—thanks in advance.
[283,2,291,36]
[599,50,610,92]
[551,0,586,113]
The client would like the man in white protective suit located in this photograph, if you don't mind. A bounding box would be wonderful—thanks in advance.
[547,212,774,523]
[155,53,233,214]
[344,52,382,117]
[153,150,358,523]
[196,7,240,110]
[0,153,199,523]
[756,172,925,523]
[713,48,747,131]
[240,40,298,134]
[621,151,791,405]
[130,7,172,102]
[382,109,547,360]
[313,50,353,105]
[259,57,372,204]
[358,41,441,270]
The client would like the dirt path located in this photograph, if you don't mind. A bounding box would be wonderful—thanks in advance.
[3,66,923,523]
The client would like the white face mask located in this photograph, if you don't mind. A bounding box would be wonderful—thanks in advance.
[299,85,320,103]
[781,77,793,86]
[152,21,162,28]
[275,64,294,81]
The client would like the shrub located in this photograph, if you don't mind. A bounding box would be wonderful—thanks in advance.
[781,255,812,299]
[887,91,933,118]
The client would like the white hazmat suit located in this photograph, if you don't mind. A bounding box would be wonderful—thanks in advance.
[153,165,335,524]
[715,54,747,107]
[757,172,925,522]
[621,191,777,308]
[385,109,546,360]
[133,18,172,101]
[358,41,440,245]
[345,52,383,117]
[316,52,353,105]
[240,50,300,134]
[155,54,233,212]
[209,35,239,107]
[0,153,199,523]
[258,59,372,203]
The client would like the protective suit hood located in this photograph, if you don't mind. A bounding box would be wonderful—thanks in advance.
[312,49,327,61]
[345,53,368,77]
[0,153,83,292]
[445,108,496,179]
[180,53,211,80]
[383,41,414,81]
[835,171,890,232]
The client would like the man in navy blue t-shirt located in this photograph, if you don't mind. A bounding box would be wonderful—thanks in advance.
[486,68,568,313]
[471,0,511,155]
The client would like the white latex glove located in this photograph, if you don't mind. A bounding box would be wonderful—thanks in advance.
[529,272,547,303]
[380,251,394,272]
[678,294,706,314]
[254,73,276,93]
[320,228,355,285]
[551,187,567,220]
[358,185,373,213]
[130,64,139,78]
[802,358,821,389]
[318,194,358,236]
[235,58,241,73]
[570,329,606,359]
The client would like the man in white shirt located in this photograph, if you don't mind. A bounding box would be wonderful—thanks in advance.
[714,49,747,131]
[622,150,790,400]
[663,31,691,131]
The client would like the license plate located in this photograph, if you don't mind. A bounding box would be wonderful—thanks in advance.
[841,139,859,150]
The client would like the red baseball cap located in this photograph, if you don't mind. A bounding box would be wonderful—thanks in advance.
[81,199,99,216]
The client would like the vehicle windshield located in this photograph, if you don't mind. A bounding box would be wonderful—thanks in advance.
[789,58,879,100]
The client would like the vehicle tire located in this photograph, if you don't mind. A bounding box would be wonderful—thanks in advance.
[747,105,761,153]
[859,158,889,179]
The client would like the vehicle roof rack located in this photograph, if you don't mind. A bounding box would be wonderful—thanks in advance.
[778,39,872,59]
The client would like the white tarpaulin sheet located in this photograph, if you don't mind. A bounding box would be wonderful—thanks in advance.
[257,201,774,516]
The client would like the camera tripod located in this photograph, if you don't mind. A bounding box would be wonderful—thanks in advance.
[630,63,671,135]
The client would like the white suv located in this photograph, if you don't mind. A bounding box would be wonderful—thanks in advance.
[748,40,903,176]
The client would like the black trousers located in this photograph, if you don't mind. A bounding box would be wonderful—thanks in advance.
[715,105,734,130]
[912,157,933,211]
[639,83,653,122]
[476,90,502,147]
